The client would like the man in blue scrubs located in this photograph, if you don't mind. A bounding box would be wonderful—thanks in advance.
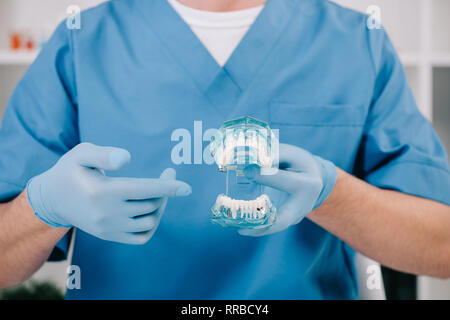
[0,0,449,299]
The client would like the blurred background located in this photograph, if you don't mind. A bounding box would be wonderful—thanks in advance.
[0,0,449,300]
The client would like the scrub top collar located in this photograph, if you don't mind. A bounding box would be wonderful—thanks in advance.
[136,0,319,116]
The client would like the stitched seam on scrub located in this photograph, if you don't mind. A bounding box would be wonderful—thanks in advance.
[232,0,303,93]
[133,2,222,111]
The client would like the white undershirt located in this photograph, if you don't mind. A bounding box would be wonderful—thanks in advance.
[168,0,264,66]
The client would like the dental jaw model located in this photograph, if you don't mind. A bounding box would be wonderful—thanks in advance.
[209,116,278,229]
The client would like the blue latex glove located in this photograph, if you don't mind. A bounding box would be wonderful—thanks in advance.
[239,143,337,236]
[27,143,192,244]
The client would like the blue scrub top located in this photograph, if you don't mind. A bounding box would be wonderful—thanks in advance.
[0,0,449,299]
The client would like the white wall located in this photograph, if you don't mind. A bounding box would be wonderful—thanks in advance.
[334,0,422,53]
[0,0,106,50]
[0,65,27,118]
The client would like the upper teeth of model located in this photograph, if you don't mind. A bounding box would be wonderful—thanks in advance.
[215,194,271,220]
[214,129,273,168]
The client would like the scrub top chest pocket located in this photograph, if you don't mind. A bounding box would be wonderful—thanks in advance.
[269,102,367,170]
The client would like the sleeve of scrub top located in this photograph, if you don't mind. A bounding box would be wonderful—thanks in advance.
[0,22,79,261]
[358,28,450,206]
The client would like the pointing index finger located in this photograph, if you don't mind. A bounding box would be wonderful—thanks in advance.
[108,177,192,200]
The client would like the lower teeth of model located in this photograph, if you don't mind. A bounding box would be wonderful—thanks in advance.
[214,194,272,220]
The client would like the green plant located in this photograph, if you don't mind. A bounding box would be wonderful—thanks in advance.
[0,281,64,300]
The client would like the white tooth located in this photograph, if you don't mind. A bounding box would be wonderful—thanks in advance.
[231,201,237,219]
[231,132,237,148]
[238,131,245,147]
[249,133,254,148]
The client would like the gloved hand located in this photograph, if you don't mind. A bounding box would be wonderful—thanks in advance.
[27,142,192,244]
[239,143,337,237]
